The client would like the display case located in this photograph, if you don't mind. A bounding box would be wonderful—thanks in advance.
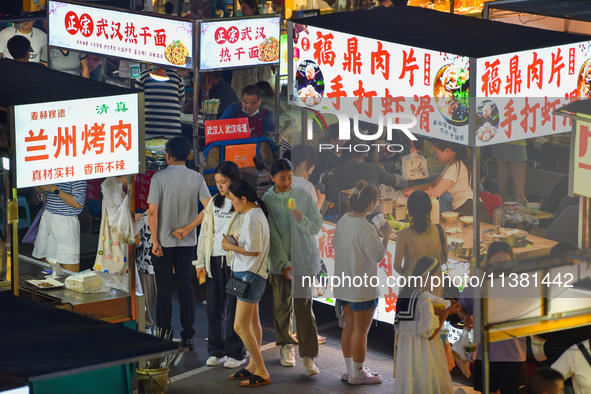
[409,0,497,16]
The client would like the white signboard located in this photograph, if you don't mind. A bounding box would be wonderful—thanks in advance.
[475,41,591,146]
[14,94,140,188]
[574,118,591,198]
[200,17,281,70]
[48,1,193,68]
[290,23,471,145]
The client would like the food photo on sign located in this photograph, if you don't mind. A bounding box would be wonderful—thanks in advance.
[296,60,324,106]
[433,58,470,126]
[475,100,499,143]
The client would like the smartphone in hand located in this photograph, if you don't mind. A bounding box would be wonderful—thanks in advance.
[223,234,238,245]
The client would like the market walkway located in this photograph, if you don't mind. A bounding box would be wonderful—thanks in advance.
[133,288,477,393]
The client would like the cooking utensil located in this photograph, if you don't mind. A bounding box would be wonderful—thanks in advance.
[482,228,528,248]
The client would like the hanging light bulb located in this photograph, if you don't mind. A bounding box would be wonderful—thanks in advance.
[149,68,169,81]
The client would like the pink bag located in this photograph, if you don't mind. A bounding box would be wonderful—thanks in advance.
[22,205,45,244]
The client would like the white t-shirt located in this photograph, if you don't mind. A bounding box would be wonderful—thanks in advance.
[0,27,48,63]
[212,197,234,257]
[232,208,269,279]
[293,176,317,203]
[333,213,386,302]
[552,340,591,394]
[441,161,472,209]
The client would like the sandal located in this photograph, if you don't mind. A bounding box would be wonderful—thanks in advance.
[229,368,252,380]
[241,374,270,387]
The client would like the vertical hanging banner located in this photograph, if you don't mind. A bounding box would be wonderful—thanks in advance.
[574,118,591,198]
[48,1,194,68]
[13,94,140,188]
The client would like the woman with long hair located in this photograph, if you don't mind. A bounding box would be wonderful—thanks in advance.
[177,161,246,368]
[222,179,271,387]
[394,190,447,285]
[403,140,489,223]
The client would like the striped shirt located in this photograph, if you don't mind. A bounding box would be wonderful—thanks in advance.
[135,68,185,137]
[45,181,87,216]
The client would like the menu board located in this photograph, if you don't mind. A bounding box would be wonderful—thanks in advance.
[13,94,140,188]
[475,41,591,146]
[48,1,194,68]
[290,23,470,145]
[200,16,281,70]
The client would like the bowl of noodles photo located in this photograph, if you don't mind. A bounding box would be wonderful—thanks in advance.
[434,63,470,126]
[258,37,280,63]
[296,60,324,106]
[578,59,591,97]
[475,100,499,142]
[165,40,190,66]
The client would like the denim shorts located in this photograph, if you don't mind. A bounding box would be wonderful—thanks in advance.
[233,271,267,303]
[337,298,379,312]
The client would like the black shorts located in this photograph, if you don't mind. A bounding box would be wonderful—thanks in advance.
[473,360,526,393]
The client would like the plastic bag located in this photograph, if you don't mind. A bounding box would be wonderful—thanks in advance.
[401,150,429,180]
[111,195,134,245]
[451,329,475,378]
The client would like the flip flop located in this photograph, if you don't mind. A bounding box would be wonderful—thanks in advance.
[229,368,252,380]
[241,374,270,387]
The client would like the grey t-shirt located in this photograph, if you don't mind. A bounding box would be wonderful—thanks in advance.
[50,49,87,76]
[147,165,211,248]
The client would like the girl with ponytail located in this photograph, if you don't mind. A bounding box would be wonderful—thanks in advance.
[221,179,271,387]
[394,190,447,284]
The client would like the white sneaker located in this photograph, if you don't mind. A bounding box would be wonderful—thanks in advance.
[280,345,296,367]
[341,372,351,381]
[206,356,228,366]
[224,357,246,369]
[348,369,382,385]
[302,357,319,376]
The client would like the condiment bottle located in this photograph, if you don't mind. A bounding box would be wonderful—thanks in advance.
[431,197,440,224]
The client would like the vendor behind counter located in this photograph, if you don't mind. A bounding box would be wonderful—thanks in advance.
[220,85,274,138]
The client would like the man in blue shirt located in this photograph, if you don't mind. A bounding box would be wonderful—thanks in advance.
[220,85,274,138]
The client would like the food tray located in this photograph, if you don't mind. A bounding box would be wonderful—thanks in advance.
[27,278,64,289]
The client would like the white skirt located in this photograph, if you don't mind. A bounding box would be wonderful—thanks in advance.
[33,210,80,265]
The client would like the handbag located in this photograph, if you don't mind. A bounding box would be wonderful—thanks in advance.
[225,235,266,298]
[22,204,45,244]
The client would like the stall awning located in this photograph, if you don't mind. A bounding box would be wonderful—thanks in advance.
[294,6,589,58]
[554,98,591,118]
[0,59,134,107]
[487,0,591,23]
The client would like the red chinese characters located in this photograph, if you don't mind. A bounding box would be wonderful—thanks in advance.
[500,99,517,138]
[325,75,347,110]
[399,48,419,87]
[110,121,132,152]
[215,27,227,44]
[505,55,522,95]
[411,95,435,133]
[318,226,335,261]
[527,52,543,90]
[519,97,540,134]
[381,90,405,116]
[24,129,49,162]
[481,59,501,97]
[342,37,362,75]
[549,48,565,88]
[541,96,561,130]
[578,125,591,170]
[82,123,106,155]
[353,81,377,118]
[227,26,239,44]
[313,32,336,67]
[371,41,389,80]
[53,126,77,158]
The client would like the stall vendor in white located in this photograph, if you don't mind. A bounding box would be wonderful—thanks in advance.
[33,181,87,272]
[0,20,48,65]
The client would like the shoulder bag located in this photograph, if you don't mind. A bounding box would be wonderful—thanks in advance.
[225,237,266,299]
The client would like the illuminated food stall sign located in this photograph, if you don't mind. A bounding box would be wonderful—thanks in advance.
[204,118,250,145]
[475,44,591,146]
[290,23,471,144]
[200,16,281,71]
[574,117,591,198]
[48,1,193,68]
[14,94,140,188]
